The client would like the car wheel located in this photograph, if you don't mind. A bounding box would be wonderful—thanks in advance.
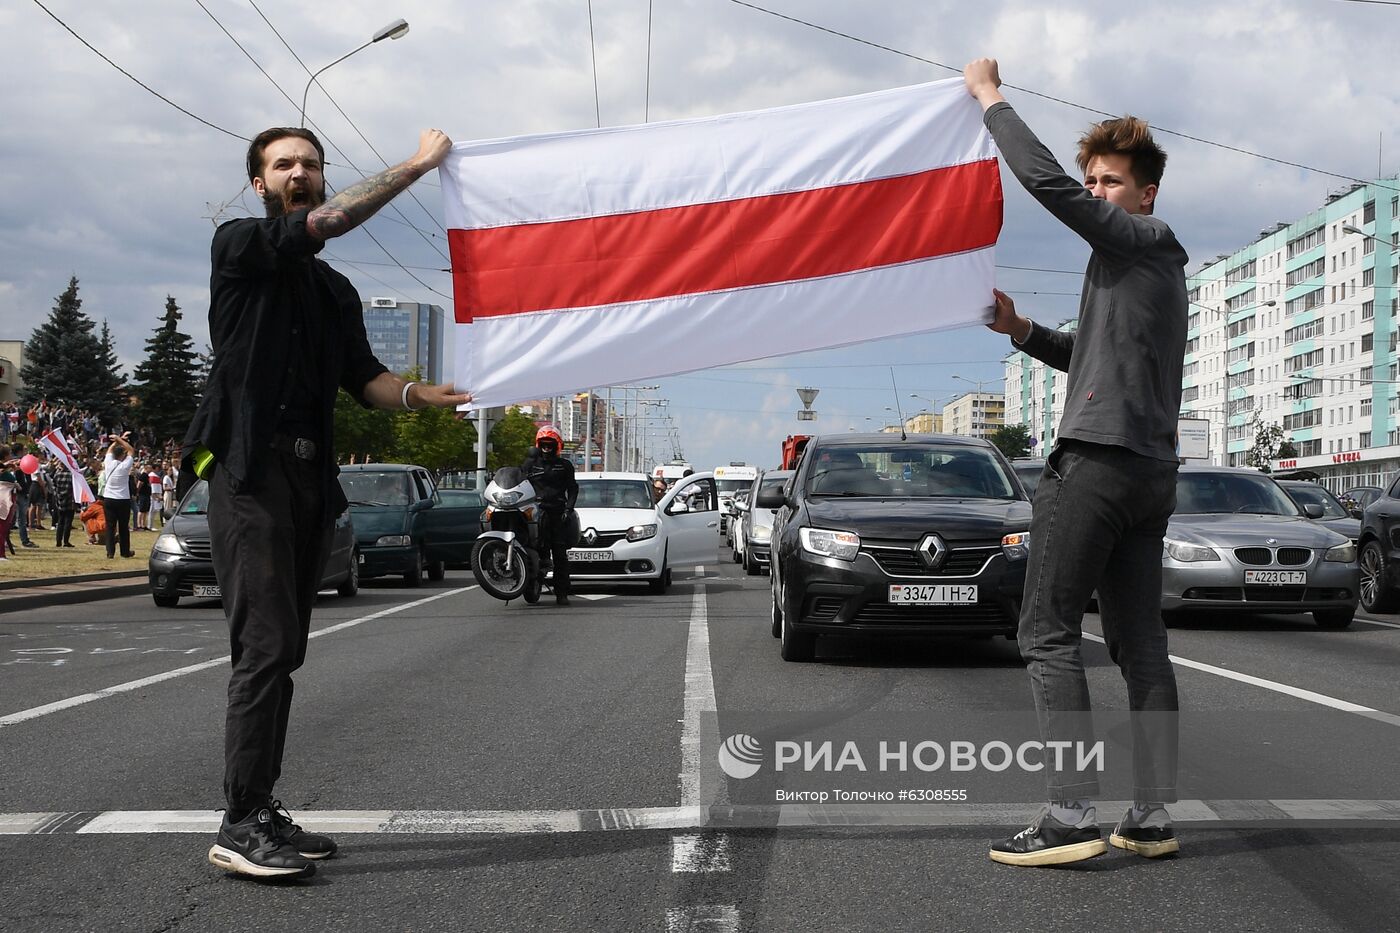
[732,545,741,564]
[1161,609,1186,628]
[152,593,179,608]
[770,573,782,638]
[403,548,424,587]
[427,558,446,582]
[745,549,762,576]
[779,581,816,661]
[1359,541,1396,613]
[1313,607,1355,629]
[337,550,360,597]
[649,560,670,594]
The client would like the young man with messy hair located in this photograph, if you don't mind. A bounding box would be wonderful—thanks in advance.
[964,58,1188,867]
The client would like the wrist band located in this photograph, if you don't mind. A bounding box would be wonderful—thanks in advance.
[401,381,422,411]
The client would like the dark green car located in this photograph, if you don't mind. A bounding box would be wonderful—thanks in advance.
[338,464,482,586]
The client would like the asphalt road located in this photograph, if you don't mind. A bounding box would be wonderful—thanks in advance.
[1,544,1398,932]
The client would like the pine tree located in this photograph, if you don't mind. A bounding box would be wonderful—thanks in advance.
[130,296,202,443]
[93,320,129,425]
[18,276,105,408]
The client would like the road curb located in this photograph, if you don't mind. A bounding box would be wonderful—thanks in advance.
[0,570,145,592]
[0,580,150,614]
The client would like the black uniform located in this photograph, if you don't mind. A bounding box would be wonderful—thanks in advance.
[522,448,579,596]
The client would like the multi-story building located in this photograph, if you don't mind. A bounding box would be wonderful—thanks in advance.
[942,391,1005,438]
[361,299,446,383]
[904,412,942,433]
[0,339,24,404]
[1002,177,1400,493]
[1004,320,1075,454]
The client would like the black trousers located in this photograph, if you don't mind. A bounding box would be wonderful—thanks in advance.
[209,454,330,811]
[540,509,571,595]
[54,509,74,547]
[101,497,130,557]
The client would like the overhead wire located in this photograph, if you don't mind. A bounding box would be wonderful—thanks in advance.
[724,0,1400,195]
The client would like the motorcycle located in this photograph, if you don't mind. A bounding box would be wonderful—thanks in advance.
[470,467,547,603]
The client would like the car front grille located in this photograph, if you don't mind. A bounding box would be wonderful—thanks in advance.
[1182,586,1342,603]
[852,603,1011,626]
[863,545,998,577]
[1232,546,1313,567]
[578,531,628,548]
[184,538,213,560]
[567,560,631,575]
[178,570,219,591]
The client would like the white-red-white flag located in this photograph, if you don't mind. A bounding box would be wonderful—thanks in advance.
[38,427,95,504]
[441,77,1001,408]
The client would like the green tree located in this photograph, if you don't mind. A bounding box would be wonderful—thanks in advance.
[18,276,106,410]
[987,423,1033,460]
[333,388,396,463]
[395,404,477,472]
[94,320,129,425]
[130,296,201,443]
[487,406,540,470]
[1245,416,1288,473]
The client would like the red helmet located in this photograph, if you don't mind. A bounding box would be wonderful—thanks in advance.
[535,424,563,449]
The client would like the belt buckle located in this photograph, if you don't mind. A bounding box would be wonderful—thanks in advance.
[293,438,316,460]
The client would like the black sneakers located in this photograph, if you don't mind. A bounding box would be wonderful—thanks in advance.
[208,807,315,879]
[990,806,1107,867]
[555,594,570,606]
[269,800,338,860]
[1110,806,1179,858]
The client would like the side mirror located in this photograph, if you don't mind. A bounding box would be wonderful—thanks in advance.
[1302,503,1324,519]
[409,498,435,513]
[755,486,784,509]
[1351,508,1364,519]
[668,499,691,515]
[734,500,751,512]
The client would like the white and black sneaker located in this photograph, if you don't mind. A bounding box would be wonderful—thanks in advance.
[990,805,1107,867]
[1110,805,1179,858]
[270,799,338,860]
[208,807,316,879]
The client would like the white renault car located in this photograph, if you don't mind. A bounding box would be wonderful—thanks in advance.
[569,471,720,592]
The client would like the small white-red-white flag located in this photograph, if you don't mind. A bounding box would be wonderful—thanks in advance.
[441,77,1002,408]
[38,427,95,504]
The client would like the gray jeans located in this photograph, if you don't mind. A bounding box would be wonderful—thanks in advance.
[1020,440,1179,802]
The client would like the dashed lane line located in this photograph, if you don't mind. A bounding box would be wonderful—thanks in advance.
[0,586,477,729]
[1081,631,1400,727]
[1,800,1397,836]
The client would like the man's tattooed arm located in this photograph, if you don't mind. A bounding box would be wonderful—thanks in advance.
[305,129,452,241]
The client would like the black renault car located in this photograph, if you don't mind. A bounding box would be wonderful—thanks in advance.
[761,433,1031,661]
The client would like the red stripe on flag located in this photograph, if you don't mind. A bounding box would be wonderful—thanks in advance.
[448,159,1001,321]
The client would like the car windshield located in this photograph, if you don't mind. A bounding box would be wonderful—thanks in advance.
[1013,463,1043,497]
[1175,472,1301,515]
[338,472,412,507]
[716,479,753,494]
[804,444,1018,499]
[576,480,655,509]
[439,490,483,508]
[181,481,211,514]
[1284,484,1349,519]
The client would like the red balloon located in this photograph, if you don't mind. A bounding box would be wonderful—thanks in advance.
[18,454,39,475]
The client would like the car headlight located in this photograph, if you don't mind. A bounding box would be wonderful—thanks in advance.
[1163,539,1219,562]
[375,535,412,547]
[752,524,772,541]
[627,523,658,542]
[1324,542,1357,563]
[153,533,185,555]
[1001,531,1030,562]
[799,527,860,561]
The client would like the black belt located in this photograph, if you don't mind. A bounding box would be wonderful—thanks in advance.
[269,434,318,461]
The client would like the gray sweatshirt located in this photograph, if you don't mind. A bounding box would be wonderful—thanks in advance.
[985,102,1189,464]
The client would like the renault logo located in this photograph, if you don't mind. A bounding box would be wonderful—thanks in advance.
[917,533,947,569]
[582,528,599,546]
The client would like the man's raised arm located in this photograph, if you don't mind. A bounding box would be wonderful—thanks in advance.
[306,129,452,241]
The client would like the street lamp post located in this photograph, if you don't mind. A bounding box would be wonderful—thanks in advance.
[299,19,410,126]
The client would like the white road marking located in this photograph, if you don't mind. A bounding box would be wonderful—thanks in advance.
[0,587,476,729]
[0,800,1390,836]
[666,906,740,932]
[573,594,615,601]
[1355,616,1400,630]
[680,568,722,808]
[1082,631,1400,727]
[671,834,732,872]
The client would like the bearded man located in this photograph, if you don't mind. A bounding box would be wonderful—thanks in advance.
[184,127,472,879]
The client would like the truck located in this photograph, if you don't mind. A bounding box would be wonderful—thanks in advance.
[713,463,759,536]
[780,435,811,470]
[652,460,694,485]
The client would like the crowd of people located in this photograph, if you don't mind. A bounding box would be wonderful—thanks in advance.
[0,400,180,562]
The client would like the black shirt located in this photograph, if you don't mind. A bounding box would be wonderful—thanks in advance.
[181,208,388,513]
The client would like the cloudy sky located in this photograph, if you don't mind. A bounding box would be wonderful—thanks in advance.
[2,0,1398,468]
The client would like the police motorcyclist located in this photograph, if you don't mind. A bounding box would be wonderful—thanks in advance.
[521,425,579,606]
